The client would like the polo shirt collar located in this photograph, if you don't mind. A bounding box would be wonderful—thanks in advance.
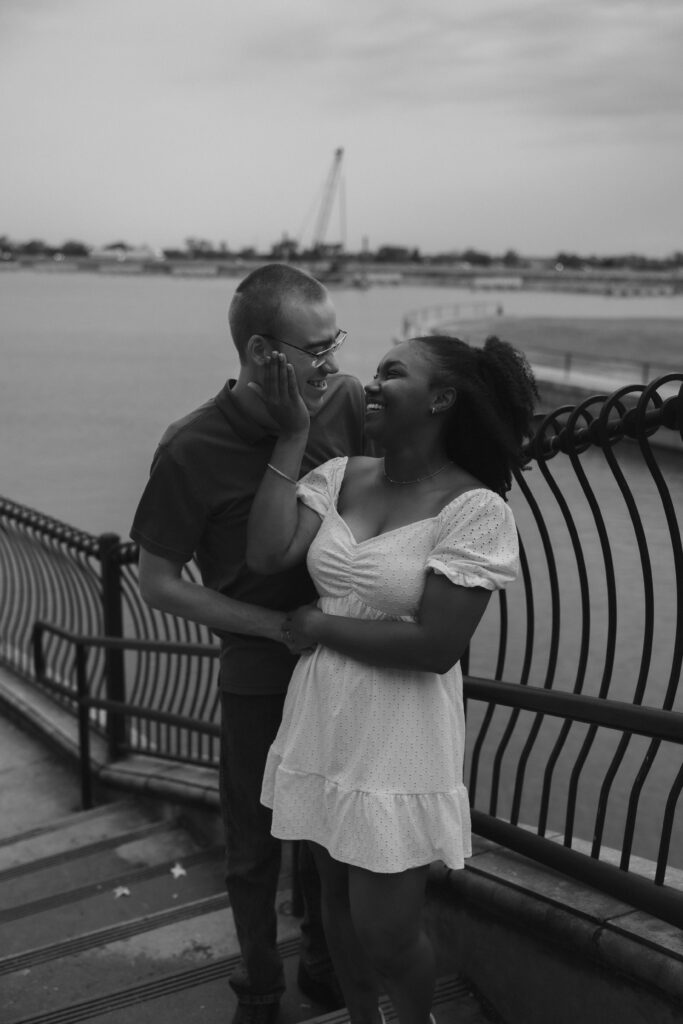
[214,380,277,444]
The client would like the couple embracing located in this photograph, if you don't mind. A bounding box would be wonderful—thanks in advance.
[132,263,536,1024]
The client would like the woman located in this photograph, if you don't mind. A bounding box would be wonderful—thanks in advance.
[246,334,537,1024]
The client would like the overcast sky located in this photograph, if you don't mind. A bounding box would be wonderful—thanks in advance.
[1,0,681,257]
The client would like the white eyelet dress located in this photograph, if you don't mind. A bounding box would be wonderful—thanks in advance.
[261,457,519,873]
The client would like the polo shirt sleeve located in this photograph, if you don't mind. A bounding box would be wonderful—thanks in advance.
[130,444,206,564]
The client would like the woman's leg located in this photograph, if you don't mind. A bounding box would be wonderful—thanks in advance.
[308,842,381,1024]
[348,864,434,1024]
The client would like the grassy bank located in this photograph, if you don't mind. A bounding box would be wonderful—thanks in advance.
[450,316,683,371]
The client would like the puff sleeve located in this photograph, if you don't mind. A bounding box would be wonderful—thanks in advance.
[427,489,519,591]
[295,456,348,519]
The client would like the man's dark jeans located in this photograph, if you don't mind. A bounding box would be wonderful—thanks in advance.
[220,691,332,1005]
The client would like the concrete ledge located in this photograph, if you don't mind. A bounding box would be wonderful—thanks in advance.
[426,837,683,1024]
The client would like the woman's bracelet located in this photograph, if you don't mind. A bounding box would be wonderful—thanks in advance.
[266,463,298,485]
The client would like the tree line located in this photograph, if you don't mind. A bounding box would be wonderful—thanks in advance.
[2,234,682,272]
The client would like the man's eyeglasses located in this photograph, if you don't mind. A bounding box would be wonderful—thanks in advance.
[260,329,347,368]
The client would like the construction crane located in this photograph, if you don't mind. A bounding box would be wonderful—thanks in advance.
[311,147,345,257]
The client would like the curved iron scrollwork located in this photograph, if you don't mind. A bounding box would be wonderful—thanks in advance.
[464,373,683,924]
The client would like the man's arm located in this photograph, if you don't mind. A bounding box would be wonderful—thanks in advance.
[138,549,286,641]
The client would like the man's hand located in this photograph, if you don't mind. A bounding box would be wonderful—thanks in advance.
[280,603,322,653]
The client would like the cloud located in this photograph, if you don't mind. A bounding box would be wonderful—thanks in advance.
[1,0,680,253]
[220,0,683,132]
[6,0,680,127]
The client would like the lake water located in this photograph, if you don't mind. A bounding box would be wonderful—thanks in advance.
[2,267,682,534]
[2,267,682,868]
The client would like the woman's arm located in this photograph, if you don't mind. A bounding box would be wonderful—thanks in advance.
[286,571,492,674]
[246,353,323,573]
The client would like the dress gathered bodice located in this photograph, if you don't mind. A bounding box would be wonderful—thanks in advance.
[310,504,447,618]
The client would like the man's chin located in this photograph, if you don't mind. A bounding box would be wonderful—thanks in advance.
[305,399,325,418]
[304,381,329,416]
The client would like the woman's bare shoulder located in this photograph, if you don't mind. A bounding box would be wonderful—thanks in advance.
[441,466,489,501]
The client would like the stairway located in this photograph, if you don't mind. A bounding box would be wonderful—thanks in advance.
[0,798,503,1024]
[0,697,503,1024]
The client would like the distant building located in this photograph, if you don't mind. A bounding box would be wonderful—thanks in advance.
[472,275,523,290]
[89,244,163,262]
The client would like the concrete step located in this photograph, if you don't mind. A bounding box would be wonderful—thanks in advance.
[1,901,297,1020]
[0,801,161,869]
[0,892,229,973]
[0,848,226,956]
[3,939,497,1024]
[0,821,210,911]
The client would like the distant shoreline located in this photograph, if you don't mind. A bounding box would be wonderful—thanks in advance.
[2,255,681,298]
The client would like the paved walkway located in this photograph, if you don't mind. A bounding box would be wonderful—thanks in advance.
[0,707,82,840]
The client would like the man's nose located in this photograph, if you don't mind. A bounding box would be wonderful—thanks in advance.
[321,352,340,374]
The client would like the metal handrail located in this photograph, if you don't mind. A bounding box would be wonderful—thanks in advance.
[31,621,220,808]
[465,676,683,744]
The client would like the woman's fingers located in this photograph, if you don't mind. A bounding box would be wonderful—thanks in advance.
[261,354,309,430]
[264,353,291,402]
[248,353,310,434]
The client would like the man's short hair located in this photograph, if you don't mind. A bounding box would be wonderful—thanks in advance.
[228,263,328,361]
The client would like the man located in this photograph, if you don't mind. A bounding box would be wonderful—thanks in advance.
[130,264,368,1024]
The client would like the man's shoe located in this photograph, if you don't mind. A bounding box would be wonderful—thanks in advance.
[231,1001,280,1024]
[297,962,346,1010]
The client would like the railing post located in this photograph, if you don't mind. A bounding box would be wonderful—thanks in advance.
[75,642,94,809]
[99,532,126,759]
[31,622,45,681]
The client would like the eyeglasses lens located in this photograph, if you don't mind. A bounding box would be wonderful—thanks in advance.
[313,330,346,366]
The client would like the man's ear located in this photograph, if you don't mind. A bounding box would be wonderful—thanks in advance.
[246,334,271,365]
[432,386,457,415]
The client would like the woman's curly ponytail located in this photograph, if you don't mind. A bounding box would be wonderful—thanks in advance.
[414,334,538,496]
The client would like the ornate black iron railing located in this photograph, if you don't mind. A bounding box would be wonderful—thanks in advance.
[30,623,220,806]
[1,374,682,927]
[0,510,219,757]
[460,375,683,927]
[0,504,106,690]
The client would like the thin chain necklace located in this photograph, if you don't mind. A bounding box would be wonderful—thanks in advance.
[382,460,451,485]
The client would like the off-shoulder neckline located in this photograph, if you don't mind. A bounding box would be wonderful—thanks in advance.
[324,457,496,547]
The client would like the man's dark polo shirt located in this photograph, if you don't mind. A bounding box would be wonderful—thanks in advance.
[130,374,367,696]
